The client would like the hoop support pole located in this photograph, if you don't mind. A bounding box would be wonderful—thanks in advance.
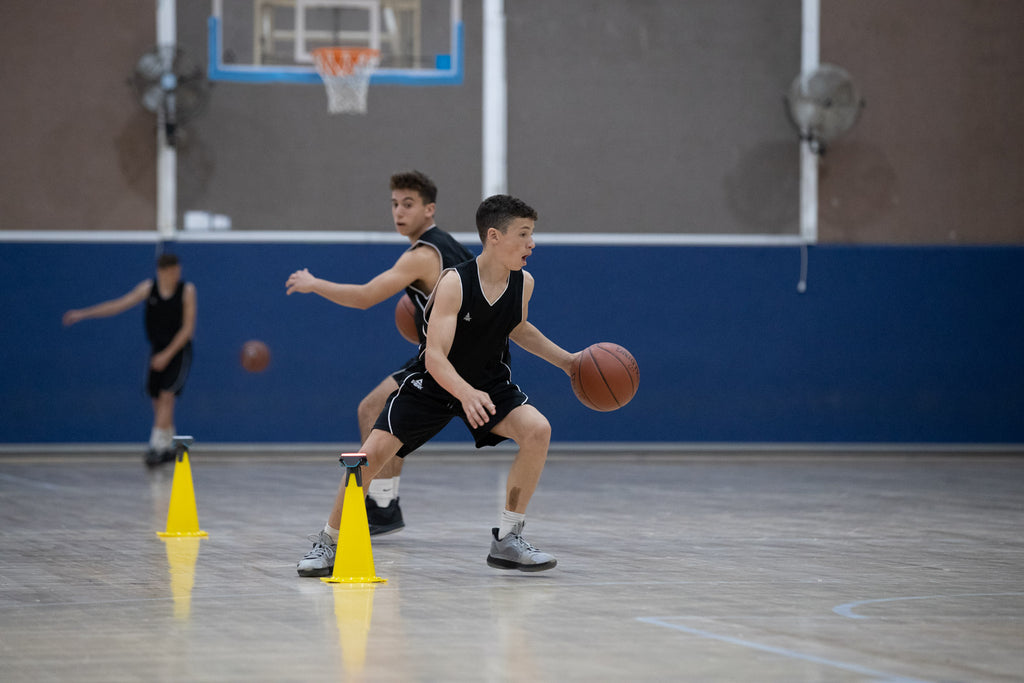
[799,0,819,244]
[156,0,177,240]
[482,0,507,198]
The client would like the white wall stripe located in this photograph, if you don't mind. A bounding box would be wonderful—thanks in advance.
[0,230,806,247]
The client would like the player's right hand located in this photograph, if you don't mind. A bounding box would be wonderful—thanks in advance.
[460,389,497,429]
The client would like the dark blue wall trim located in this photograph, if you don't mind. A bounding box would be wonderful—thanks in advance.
[2,242,1021,444]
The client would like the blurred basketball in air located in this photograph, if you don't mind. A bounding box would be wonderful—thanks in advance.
[570,342,639,411]
[240,340,271,373]
[395,294,418,344]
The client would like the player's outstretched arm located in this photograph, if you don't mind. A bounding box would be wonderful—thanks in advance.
[285,248,437,310]
[62,280,151,326]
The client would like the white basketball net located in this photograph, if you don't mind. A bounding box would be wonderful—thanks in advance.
[312,48,380,115]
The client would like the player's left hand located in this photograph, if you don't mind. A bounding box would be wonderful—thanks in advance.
[150,350,171,372]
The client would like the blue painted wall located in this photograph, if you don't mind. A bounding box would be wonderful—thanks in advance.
[2,241,1022,444]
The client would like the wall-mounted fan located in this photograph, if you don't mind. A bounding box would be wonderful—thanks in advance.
[130,47,209,147]
[786,63,865,155]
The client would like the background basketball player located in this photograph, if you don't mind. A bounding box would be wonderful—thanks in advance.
[286,170,473,535]
[63,253,196,467]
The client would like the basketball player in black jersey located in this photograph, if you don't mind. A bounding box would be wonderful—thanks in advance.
[63,253,196,467]
[286,171,473,538]
[296,194,578,576]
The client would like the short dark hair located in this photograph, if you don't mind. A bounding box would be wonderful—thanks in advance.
[157,253,180,269]
[390,170,437,205]
[475,194,538,243]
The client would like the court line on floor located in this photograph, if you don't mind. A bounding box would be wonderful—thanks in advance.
[636,616,933,683]
[833,592,1024,619]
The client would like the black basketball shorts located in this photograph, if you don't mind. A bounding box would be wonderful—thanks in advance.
[374,371,530,458]
[146,342,192,398]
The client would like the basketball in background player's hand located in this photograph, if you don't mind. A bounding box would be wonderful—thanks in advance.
[241,340,271,373]
[395,294,418,344]
[570,342,639,411]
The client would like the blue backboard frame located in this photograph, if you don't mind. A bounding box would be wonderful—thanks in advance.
[207,1,463,86]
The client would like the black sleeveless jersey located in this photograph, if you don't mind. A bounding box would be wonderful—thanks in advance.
[145,280,185,352]
[427,259,524,389]
[404,226,473,344]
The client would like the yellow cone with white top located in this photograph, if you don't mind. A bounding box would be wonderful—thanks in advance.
[322,454,385,584]
[157,436,208,538]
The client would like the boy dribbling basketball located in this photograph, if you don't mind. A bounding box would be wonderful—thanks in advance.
[297,194,580,575]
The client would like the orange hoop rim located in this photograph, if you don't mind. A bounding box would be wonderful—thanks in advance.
[312,47,381,76]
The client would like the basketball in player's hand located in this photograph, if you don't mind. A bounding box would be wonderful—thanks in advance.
[570,342,639,411]
[240,340,271,373]
[395,294,418,344]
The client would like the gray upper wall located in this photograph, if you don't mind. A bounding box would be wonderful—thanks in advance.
[1,1,1021,243]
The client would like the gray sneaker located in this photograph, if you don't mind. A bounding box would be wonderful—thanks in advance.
[486,525,557,572]
[296,530,336,577]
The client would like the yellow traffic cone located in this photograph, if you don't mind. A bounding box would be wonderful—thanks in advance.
[322,454,386,584]
[332,584,379,673]
[157,436,208,538]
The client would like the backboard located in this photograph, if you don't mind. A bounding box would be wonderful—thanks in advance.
[208,0,462,85]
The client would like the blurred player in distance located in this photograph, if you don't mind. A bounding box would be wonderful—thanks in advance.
[286,170,473,535]
[63,253,196,467]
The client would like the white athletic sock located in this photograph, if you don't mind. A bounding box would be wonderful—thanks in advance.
[497,510,526,540]
[324,524,340,544]
[149,428,173,450]
[368,477,397,506]
[156,428,175,452]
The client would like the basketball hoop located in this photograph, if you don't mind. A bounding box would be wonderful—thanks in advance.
[312,47,380,115]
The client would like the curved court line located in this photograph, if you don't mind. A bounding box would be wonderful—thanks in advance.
[636,617,932,683]
[833,592,1024,620]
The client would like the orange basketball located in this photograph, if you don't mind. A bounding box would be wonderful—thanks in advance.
[240,340,271,373]
[570,342,639,411]
[395,294,419,344]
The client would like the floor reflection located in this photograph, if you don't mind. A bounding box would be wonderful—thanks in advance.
[162,537,202,621]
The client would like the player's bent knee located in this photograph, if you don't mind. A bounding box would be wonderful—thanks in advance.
[359,379,396,426]
[357,395,379,425]
[518,414,552,450]
[496,406,551,450]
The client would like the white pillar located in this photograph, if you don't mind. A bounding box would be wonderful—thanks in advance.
[156,0,177,240]
[482,0,507,198]
[799,0,820,243]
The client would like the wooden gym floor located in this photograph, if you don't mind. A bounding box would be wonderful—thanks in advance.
[0,446,1022,682]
